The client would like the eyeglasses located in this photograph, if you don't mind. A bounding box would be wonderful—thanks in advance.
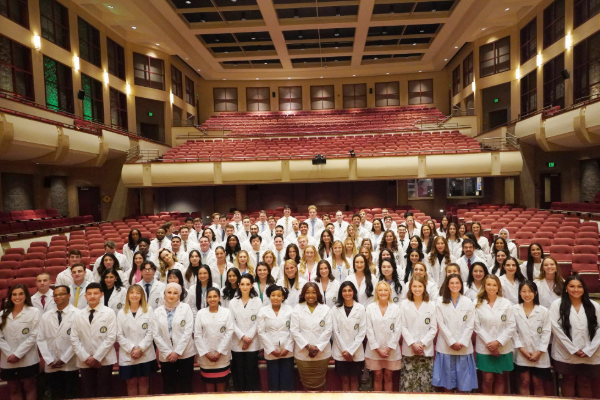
[141,268,154,272]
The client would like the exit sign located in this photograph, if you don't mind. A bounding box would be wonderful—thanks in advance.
[494,98,499,103]
[148,112,153,117]
[548,162,555,167]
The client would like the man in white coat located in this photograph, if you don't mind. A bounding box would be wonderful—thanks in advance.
[31,272,56,314]
[276,206,297,237]
[179,226,199,253]
[69,264,89,310]
[70,282,117,398]
[37,284,79,399]
[92,241,129,274]
[334,211,349,239]
[55,249,94,286]
[149,228,171,256]
[304,205,324,240]
[259,217,277,246]
[198,237,216,266]
[456,239,485,282]
[171,236,189,269]
[140,262,165,309]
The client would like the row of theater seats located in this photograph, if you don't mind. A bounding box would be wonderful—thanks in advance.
[551,201,600,216]
[163,131,481,162]
[0,209,61,222]
[200,106,446,136]
[0,215,95,241]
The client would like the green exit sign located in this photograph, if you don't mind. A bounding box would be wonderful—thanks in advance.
[148,112,153,117]
[494,98,499,103]
[548,162,555,167]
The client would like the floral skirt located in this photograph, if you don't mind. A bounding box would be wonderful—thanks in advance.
[400,355,433,392]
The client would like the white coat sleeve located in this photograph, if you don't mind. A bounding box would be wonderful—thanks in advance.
[218,312,234,355]
[348,309,366,355]
[36,319,55,364]
[70,317,91,361]
[388,310,402,350]
[290,308,308,349]
[512,307,523,349]
[538,309,551,353]
[117,313,134,354]
[194,313,208,357]
[13,309,40,359]
[93,311,117,362]
[497,305,516,346]
[474,309,493,344]
[173,307,194,356]
[421,307,437,347]
[152,313,173,358]
[257,312,275,355]
[366,310,380,351]
[583,305,600,357]
[458,304,475,348]
[435,303,457,346]
[332,311,350,352]
[400,306,416,347]
[316,309,333,352]
[138,309,155,353]
[549,301,579,355]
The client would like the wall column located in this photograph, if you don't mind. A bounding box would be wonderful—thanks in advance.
[235,185,247,211]
[518,143,537,208]
[505,177,515,204]
[141,188,155,215]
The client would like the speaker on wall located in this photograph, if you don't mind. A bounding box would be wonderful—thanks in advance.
[77,90,85,100]
[561,69,570,80]
[272,92,276,98]
[369,88,373,94]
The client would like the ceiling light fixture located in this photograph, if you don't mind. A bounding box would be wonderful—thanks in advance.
[156,43,160,46]
[386,72,389,74]
[197,69,201,71]
[132,26,136,29]
[252,37,256,40]
[335,29,339,37]
[223,78,226,80]
[413,43,416,45]
[374,57,378,60]
[288,77,291,79]
[241,12,246,20]
[107,5,113,8]
[432,9,436,11]
[389,4,394,14]
[215,39,220,42]
[419,70,422,72]
[186,0,190,3]
[294,8,299,18]
[352,74,355,76]
[505,8,509,11]
[264,62,267,64]
[444,58,448,61]
[256,78,259,80]
[320,76,323,78]
[455,46,458,49]
[420,30,424,33]
[336,7,341,16]
[482,28,486,31]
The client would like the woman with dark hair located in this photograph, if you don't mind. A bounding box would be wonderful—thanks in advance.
[257,285,295,391]
[446,223,463,259]
[254,261,276,305]
[220,268,241,309]
[378,257,404,304]
[315,260,339,308]
[499,257,526,304]
[498,228,518,259]
[284,243,301,265]
[513,281,552,395]
[157,249,184,283]
[229,274,262,391]
[403,248,424,284]
[345,254,376,308]
[437,216,450,238]
[194,287,233,393]
[214,246,234,287]
[127,251,145,288]
[318,229,334,260]
[377,248,394,269]
[370,218,385,252]
[290,282,332,391]
[490,237,511,260]
[124,228,142,265]
[534,256,564,309]
[166,269,189,302]
[332,281,366,391]
[464,262,489,301]
[490,249,508,276]
[470,222,490,255]
[202,228,217,250]
[433,274,478,393]
[520,243,544,281]
[426,236,454,285]
[378,231,401,267]
[420,224,435,255]
[100,268,126,315]
[550,275,600,398]
[183,250,202,289]
[458,223,468,239]
[225,234,241,263]
[95,253,125,282]
[0,284,39,400]
[188,265,219,315]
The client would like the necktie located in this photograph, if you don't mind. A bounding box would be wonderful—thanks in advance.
[339,223,342,228]
[158,240,162,248]
[261,223,265,232]
[311,220,315,236]
[57,310,62,325]
[74,287,80,308]
[285,217,289,233]
[467,258,472,269]
[184,242,187,252]
[271,230,273,238]
[202,252,206,264]
[236,223,240,231]
[221,230,225,241]
[277,251,281,266]
[256,252,260,264]
[197,231,201,240]
[41,294,46,309]
[246,231,249,238]
[295,232,298,238]
[89,309,95,324]
[145,283,151,299]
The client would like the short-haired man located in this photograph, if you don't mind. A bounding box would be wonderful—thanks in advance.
[381,209,398,231]
[219,224,237,248]
[352,213,370,239]
[276,205,297,237]
[259,216,277,245]
[238,216,252,242]
[55,250,94,286]
[288,222,317,247]
[218,215,228,242]
[32,273,56,314]
[334,210,349,239]
[92,241,129,276]
[231,211,243,235]
[198,237,216,265]
[359,209,373,232]
[242,224,267,252]
[304,205,324,240]
[178,226,199,253]
[70,282,117,399]
[297,235,309,257]
[247,234,264,266]
[38,285,79,400]
[271,235,287,268]
[209,212,222,241]
[456,239,485,282]
[69,263,89,310]
[137,238,152,261]
[190,217,204,243]
[397,225,409,252]
[171,235,189,269]
[149,227,171,255]
[256,210,269,234]
[325,223,343,243]
[162,222,175,241]
[140,262,165,308]
[184,217,194,231]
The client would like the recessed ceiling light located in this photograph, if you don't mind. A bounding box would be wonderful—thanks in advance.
[419,70,422,72]
[386,72,389,75]
[374,57,378,60]
[197,69,201,71]
[288,77,291,79]
[256,78,259,80]
[455,46,458,49]
[215,39,219,42]
[432,9,436,12]
[482,28,486,31]
[420,30,424,33]
[186,0,191,3]
[352,74,355,76]
[413,43,416,45]
[444,58,448,61]
[335,29,340,37]
[223,78,226,80]
[132,26,136,29]
[320,76,323,78]
[505,8,510,11]
[107,5,113,8]
[382,31,387,34]
[335,47,339,49]
[156,43,160,46]
[252,37,256,40]
[225,51,228,53]
[232,0,236,2]
[264,62,267,65]
[185,57,189,60]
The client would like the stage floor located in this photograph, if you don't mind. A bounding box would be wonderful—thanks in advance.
[91,393,564,400]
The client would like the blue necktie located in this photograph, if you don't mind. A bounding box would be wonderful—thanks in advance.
[311,220,315,236]
[261,223,265,232]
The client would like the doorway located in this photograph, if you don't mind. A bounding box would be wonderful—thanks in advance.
[78,186,101,221]
[540,173,561,209]
[488,109,508,129]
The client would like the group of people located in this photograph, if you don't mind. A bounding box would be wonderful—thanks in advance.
[0,205,598,400]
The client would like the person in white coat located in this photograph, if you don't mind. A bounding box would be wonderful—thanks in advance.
[37,285,79,400]
[315,260,340,308]
[331,281,367,391]
[31,273,56,314]
[433,274,478,393]
[229,274,263,391]
[471,222,490,255]
[456,239,486,282]
[100,268,127,315]
[498,257,526,305]
[550,275,600,399]
[446,223,463,260]
[491,235,517,261]
[534,256,564,309]
[70,282,117,398]
[464,262,489,301]
[92,242,129,279]
[401,262,439,303]
[521,243,545,282]
[378,257,405,305]
[257,285,295,391]
[123,228,141,266]
[194,287,234,393]
[0,285,40,400]
[254,262,276,306]
[290,282,333,391]
[345,254,377,308]
[221,268,241,309]
[365,281,402,392]
[156,249,185,283]
[426,237,455,286]
[400,275,437,392]
[93,252,127,283]
[299,245,321,282]
[186,265,220,316]
[277,259,307,309]
[139,261,166,310]
[474,274,516,394]
[153,282,196,394]
[125,251,146,289]
[512,281,552,395]
[328,240,353,283]
[116,284,157,396]
[210,246,235,288]
[498,228,518,259]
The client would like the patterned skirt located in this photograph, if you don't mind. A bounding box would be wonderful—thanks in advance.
[400,355,434,392]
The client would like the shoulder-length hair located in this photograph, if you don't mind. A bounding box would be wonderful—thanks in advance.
[299,282,323,305]
[374,281,393,304]
[524,243,545,281]
[537,256,564,296]
[491,249,509,276]
[314,260,335,283]
[255,261,276,285]
[407,275,430,302]
[441,274,464,304]
[518,280,540,305]
[318,229,334,259]
[235,274,258,299]
[499,256,526,283]
[128,229,142,248]
[284,243,301,265]
[331,240,351,271]
[299,245,321,275]
[379,230,398,253]
[344,237,358,257]
[100,268,124,292]
[225,234,241,262]
[0,284,33,329]
[447,222,461,242]
[262,250,277,270]
[196,265,214,310]
[353,254,374,298]
[559,275,598,341]
[335,281,358,307]
[378,257,402,295]
[371,218,384,233]
[166,269,188,301]
[98,253,121,278]
[428,236,451,267]
[467,262,489,289]
[491,237,509,256]
[185,249,202,283]
[476,274,503,306]
[282,259,301,290]
[234,250,255,276]
[124,284,149,314]
[222,267,241,300]
[128,251,145,285]
[403,249,424,283]
[158,249,179,281]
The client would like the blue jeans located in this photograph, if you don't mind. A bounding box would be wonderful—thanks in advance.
[266,357,295,391]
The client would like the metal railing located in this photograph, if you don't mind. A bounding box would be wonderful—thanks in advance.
[126,147,160,163]
[126,145,140,162]
[480,136,519,151]
[451,106,475,117]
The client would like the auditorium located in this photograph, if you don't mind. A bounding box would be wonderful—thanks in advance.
[0,0,599,398]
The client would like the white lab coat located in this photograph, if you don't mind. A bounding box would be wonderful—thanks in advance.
[0,306,40,369]
[400,280,440,303]
[512,304,551,367]
[116,306,156,366]
[187,283,220,316]
[521,261,542,281]
[370,232,384,252]
[141,280,166,310]
[37,305,78,372]
[155,262,185,283]
[464,284,483,301]
[174,249,190,269]
[474,297,516,355]
[447,238,463,260]
[435,296,475,355]
[386,280,405,305]
[277,277,307,309]
[257,304,295,360]
[105,287,127,316]
[476,236,490,255]
[69,282,89,310]
[331,302,367,361]
[345,273,378,308]
[253,282,273,307]
[550,299,600,364]
[365,302,402,361]
[209,261,235,288]
[92,252,129,277]
[181,239,199,253]
[220,287,236,309]
[533,279,561,309]
[55,268,94,287]
[317,279,340,308]
[70,304,117,367]
[334,221,349,239]
[149,238,171,255]
[499,275,521,305]
[456,255,486,282]
[327,257,353,282]
[290,302,332,361]
[299,262,320,283]
[304,218,325,239]
[425,254,456,286]
[229,297,263,352]
[153,303,196,361]
[194,306,234,369]
[31,291,56,314]
[123,243,138,265]
[400,300,437,357]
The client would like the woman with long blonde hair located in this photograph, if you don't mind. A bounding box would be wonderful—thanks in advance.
[234,250,255,276]
[344,237,358,263]
[157,249,184,282]
[276,259,307,308]
[299,245,321,282]
[328,240,352,282]
[262,250,280,281]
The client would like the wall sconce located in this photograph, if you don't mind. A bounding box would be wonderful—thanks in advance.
[516,67,521,80]
[103,72,109,84]
[170,93,174,103]
[126,83,131,95]
[565,33,572,49]
[73,55,80,71]
[471,80,476,91]
[536,54,543,67]
[33,35,41,50]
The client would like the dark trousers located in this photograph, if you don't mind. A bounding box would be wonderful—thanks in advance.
[266,357,295,391]
[161,356,194,394]
[231,351,261,391]
[47,370,79,400]
[80,365,113,398]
